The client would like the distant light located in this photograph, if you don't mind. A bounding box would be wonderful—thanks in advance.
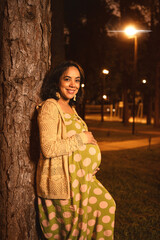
[124,26,137,37]
[103,95,107,100]
[107,108,110,112]
[81,83,85,88]
[108,29,151,34]
[113,109,115,112]
[102,69,109,75]
[142,79,147,84]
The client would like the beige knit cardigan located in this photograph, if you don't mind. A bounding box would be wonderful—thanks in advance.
[36,98,88,199]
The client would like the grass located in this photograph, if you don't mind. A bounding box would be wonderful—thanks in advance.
[88,120,160,240]
[97,147,160,240]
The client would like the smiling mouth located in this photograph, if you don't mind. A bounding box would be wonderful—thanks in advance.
[67,89,76,94]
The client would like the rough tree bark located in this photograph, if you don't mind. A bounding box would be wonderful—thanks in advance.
[122,87,129,126]
[154,62,160,127]
[119,0,130,126]
[150,0,160,127]
[51,0,65,67]
[0,0,51,239]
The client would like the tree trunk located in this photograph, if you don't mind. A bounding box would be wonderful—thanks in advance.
[122,87,129,126]
[119,0,130,126]
[51,0,65,66]
[146,94,152,125]
[0,0,51,239]
[154,62,160,127]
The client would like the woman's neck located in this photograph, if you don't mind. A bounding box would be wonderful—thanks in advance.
[58,98,70,106]
[58,98,74,114]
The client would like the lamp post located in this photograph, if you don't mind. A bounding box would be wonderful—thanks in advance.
[124,26,138,135]
[108,26,151,131]
[101,69,109,122]
[81,83,85,120]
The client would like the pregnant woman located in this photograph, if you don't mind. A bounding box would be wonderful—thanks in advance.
[36,61,116,239]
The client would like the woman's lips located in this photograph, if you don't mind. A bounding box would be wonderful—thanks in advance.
[67,89,76,94]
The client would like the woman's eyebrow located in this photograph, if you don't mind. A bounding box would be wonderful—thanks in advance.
[64,75,71,78]
[64,75,80,79]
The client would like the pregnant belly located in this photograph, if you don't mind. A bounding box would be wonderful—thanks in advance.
[85,143,101,171]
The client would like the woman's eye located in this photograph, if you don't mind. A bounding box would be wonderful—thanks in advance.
[64,78,69,81]
[76,79,80,83]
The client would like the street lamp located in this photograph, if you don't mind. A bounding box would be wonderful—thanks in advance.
[101,69,109,122]
[124,26,137,37]
[108,26,151,131]
[102,69,109,75]
[124,25,138,135]
[103,95,107,100]
[142,79,147,84]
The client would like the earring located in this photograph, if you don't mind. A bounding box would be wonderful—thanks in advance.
[73,95,76,101]
[56,92,60,99]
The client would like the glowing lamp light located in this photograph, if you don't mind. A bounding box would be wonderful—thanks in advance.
[81,83,85,88]
[142,79,147,84]
[124,26,137,37]
[102,69,109,75]
[103,95,107,100]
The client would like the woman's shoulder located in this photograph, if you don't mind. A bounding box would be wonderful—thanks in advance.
[37,98,57,108]
[43,98,58,106]
[36,98,59,115]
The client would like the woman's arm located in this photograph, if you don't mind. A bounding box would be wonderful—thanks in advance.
[38,101,88,159]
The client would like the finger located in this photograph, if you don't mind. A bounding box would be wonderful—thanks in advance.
[92,168,100,176]
[94,139,97,144]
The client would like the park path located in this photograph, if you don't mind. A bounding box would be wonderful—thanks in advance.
[98,136,160,151]
[89,126,160,151]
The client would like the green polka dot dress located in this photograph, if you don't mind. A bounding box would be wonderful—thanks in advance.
[38,113,116,239]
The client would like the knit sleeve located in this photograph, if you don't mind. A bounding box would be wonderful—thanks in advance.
[38,101,88,159]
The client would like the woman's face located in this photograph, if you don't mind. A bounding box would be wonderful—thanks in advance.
[59,66,81,101]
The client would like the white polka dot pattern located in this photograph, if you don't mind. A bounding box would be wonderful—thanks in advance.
[74,153,82,162]
[69,164,76,173]
[51,223,58,231]
[44,233,53,239]
[89,197,97,204]
[92,162,97,170]
[64,113,71,119]
[65,120,72,125]
[80,184,87,192]
[38,112,115,240]
[99,201,108,209]
[77,169,85,177]
[78,145,86,151]
[83,157,91,167]
[75,122,81,129]
[102,215,111,223]
[45,199,52,207]
[72,179,79,188]
[89,147,96,155]
[94,188,102,195]
[67,130,76,137]
[63,212,71,218]
[42,219,49,227]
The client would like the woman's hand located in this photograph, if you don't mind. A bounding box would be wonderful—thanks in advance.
[92,168,100,176]
[84,131,97,145]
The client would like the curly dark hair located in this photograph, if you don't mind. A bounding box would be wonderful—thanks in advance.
[40,61,85,106]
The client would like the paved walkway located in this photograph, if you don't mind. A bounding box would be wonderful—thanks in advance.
[88,126,160,151]
[98,137,160,151]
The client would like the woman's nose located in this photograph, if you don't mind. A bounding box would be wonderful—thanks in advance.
[69,80,75,87]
